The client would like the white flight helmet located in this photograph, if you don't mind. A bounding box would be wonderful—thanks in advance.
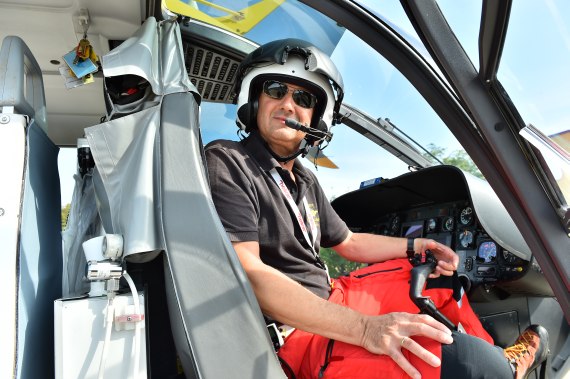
[234,38,344,148]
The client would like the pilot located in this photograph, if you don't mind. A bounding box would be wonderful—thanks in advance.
[205,38,548,379]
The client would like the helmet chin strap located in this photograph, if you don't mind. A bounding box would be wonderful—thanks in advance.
[263,138,311,164]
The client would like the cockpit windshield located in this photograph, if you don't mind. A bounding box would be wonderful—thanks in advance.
[164,0,469,199]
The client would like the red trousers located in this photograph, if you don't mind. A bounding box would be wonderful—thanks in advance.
[278,259,493,379]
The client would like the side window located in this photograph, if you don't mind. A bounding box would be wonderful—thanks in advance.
[59,147,77,228]
[438,0,569,205]
[302,30,478,200]
[497,2,570,204]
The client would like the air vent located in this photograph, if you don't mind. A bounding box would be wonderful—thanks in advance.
[183,41,241,103]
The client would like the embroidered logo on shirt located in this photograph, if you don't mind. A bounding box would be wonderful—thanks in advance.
[307,202,320,224]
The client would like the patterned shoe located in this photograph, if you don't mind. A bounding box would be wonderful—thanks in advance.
[503,325,549,379]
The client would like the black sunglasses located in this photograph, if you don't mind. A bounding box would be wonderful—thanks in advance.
[262,80,317,109]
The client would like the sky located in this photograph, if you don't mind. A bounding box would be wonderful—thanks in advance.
[58,0,570,206]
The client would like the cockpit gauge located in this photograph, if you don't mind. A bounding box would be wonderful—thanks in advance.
[502,250,519,265]
[426,218,437,232]
[442,216,454,232]
[459,230,474,248]
[477,241,497,263]
[459,206,474,226]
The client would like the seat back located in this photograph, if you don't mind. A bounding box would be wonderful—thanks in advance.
[0,36,62,379]
[158,91,285,378]
[82,18,285,378]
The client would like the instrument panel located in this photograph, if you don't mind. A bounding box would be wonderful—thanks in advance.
[331,166,531,292]
[362,200,528,290]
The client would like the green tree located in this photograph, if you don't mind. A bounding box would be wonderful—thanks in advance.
[424,143,484,179]
[320,247,365,278]
[61,203,71,230]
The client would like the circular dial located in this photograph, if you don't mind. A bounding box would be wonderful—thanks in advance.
[459,206,474,226]
[443,216,455,231]
[459,230,474,248]
[426,218,437,232]
[502,250,519,264]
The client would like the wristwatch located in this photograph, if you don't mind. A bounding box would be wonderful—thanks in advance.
[406,238,416,262]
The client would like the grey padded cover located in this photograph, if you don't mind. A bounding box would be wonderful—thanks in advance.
[86,17,284,377]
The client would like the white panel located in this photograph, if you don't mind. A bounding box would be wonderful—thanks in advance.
[0,8,78,71]
[54,293,147,379]
[0,114,27,379]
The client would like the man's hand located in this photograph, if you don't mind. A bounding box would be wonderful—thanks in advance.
[235,238,457,379]
[360,312,454,379]
[416,239,459,278]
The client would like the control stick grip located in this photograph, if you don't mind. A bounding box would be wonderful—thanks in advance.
[409,260,457,331]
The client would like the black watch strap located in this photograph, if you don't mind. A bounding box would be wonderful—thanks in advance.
[406,238,416,261]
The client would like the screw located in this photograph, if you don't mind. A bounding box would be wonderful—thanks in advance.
[0,115,9,124]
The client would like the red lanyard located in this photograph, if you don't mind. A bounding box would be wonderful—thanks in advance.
[270,168,332,286]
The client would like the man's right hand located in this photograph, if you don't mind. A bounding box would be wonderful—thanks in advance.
[359,312,454,379]
[233,241,454,379]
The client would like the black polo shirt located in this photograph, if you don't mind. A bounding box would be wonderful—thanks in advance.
[205,132,349,299]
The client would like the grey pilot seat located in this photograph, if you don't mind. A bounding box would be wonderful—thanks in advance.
[0,35,62,379]
[80,17,284,378]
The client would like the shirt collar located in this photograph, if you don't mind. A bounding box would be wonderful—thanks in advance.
[242,131,315,189]
[242,131,280,171]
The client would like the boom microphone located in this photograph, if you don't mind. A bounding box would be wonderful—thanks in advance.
[284,118,332,143]
[284,118,310,133]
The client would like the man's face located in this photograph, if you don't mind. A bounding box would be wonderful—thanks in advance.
[256,80,315,157]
